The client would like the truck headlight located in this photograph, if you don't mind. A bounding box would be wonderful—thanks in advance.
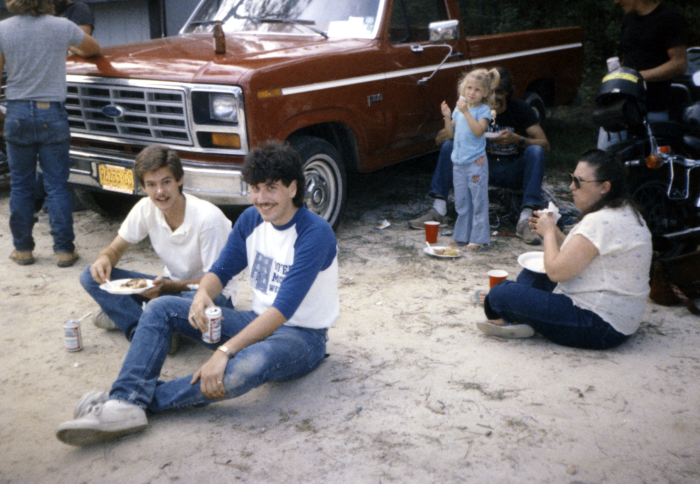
[210,94,238,124]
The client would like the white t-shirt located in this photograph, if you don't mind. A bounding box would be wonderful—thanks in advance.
[553,204,652,335]
[118,193,237,300]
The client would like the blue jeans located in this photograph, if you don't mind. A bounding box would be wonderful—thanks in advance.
[80,265,233,341]
[430,140,546,209]
[484,269,628,349]
[5,101,75,253]
[452,161,490,244]
[108,296,328,413]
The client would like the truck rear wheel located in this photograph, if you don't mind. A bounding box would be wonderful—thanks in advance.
[523,91,547,130]
[290,136,347,231]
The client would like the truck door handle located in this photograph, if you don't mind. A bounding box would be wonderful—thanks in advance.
[448,52,464,60]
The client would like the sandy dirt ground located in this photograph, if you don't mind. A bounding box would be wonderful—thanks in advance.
[1,158,699,484]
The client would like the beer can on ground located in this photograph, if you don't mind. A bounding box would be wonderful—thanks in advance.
[64,319,82,352]
[203,306,222,344]
[607,56,620,72]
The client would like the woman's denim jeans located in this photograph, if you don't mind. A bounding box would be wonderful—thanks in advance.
[80,265,233,341]
[485,269,629,349]
[109,296,328,413]
[5,101,75,253]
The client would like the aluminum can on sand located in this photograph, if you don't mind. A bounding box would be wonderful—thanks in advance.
[203,306,222,344]
[64,319,82,352]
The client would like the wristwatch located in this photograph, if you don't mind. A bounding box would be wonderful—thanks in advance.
[217,345,233,358]
[518,137,527,149]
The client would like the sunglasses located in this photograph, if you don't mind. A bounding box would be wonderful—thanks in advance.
[569,173,600,189]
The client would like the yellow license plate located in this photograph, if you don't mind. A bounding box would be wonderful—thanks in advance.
[98,164,135,194]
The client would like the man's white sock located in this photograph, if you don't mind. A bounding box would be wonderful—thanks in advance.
[433,198,447,216]
[519,208,533,224]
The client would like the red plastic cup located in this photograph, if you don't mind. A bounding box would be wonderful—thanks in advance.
[488,269,508,288]
[424,221,439,244]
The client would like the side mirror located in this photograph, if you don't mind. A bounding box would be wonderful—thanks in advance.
[429,20,460,43]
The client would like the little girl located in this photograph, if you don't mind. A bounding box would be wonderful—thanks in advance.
[442,68,500,251]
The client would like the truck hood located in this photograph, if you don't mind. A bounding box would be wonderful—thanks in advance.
[66,34,363,85]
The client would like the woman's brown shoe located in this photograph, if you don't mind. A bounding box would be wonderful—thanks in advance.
[10,250,35,265]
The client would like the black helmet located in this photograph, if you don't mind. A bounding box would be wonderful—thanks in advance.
[592,68,647,132]
[596,67,646,104]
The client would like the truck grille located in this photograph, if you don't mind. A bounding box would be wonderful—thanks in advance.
[65,82,192,145]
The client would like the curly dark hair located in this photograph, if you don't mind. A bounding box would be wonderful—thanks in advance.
[6,0,55,16]
[242,141,306,208]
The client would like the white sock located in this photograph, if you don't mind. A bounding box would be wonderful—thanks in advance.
[433,199,447,216]
[519,208,533,223]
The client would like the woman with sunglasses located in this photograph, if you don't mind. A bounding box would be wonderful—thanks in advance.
[476,149,652,349]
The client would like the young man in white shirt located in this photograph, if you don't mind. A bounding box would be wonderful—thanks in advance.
[79,145,237,352]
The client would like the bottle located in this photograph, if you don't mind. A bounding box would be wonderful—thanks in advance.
[214,21,225,55]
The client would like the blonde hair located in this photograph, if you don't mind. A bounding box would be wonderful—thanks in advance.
[6,0,55,16]
[457,68,501,107]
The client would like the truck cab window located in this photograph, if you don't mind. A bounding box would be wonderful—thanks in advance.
[389,0,448,44]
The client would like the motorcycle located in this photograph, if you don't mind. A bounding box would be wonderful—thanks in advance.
[592,65,700,259]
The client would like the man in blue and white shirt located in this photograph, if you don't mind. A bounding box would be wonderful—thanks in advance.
[56,141,339,446]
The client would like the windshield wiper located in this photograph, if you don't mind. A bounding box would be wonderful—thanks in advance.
[253,17,328,38]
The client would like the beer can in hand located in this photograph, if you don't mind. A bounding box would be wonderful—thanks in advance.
[203,306,222,344]
[607,57,620,72]
[64,319,82,352]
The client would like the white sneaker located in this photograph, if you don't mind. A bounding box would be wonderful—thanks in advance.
[93,310,117,330]
[56,399,147,446]
[73,391,109,419]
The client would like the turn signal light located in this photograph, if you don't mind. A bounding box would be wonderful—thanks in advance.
[659,146,671,153]
[645,154,664,169]
[212,133,241,148]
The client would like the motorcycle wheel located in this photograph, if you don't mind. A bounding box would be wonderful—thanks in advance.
[632,180,692,258]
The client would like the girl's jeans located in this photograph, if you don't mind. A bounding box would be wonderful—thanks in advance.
[485,269,629,349]
[452,159,490,244]
[109,296,328,413]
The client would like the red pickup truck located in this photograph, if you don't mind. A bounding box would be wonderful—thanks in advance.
[63,0,583,229]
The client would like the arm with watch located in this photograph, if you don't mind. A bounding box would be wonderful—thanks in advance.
[491,123,550,153]
[188,272,288,400]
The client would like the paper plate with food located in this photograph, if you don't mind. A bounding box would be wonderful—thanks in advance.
[424,246,462,258]
[518,251,545,273]
[100,278,155,295]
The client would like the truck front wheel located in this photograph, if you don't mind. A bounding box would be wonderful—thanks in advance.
[290,136,347,231]
[523,91,547,130]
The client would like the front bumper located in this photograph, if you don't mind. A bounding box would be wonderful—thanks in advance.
[68,148,251,206]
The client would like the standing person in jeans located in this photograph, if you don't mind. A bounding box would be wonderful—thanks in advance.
[79,145,237,354]
[56,141,339,446]
[0,0,100,267]
[410,66,550,245]
[599,0,687,148]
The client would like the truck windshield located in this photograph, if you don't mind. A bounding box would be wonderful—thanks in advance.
[184,0,383,39]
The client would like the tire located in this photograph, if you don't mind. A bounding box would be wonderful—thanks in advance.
[523,91,546,130]
[632,181,690,258]
[73,187,139,219]
[289,136,347,231]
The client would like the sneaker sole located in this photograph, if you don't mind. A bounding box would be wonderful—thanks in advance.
[57,422,147,446]
[476,321,534,339]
